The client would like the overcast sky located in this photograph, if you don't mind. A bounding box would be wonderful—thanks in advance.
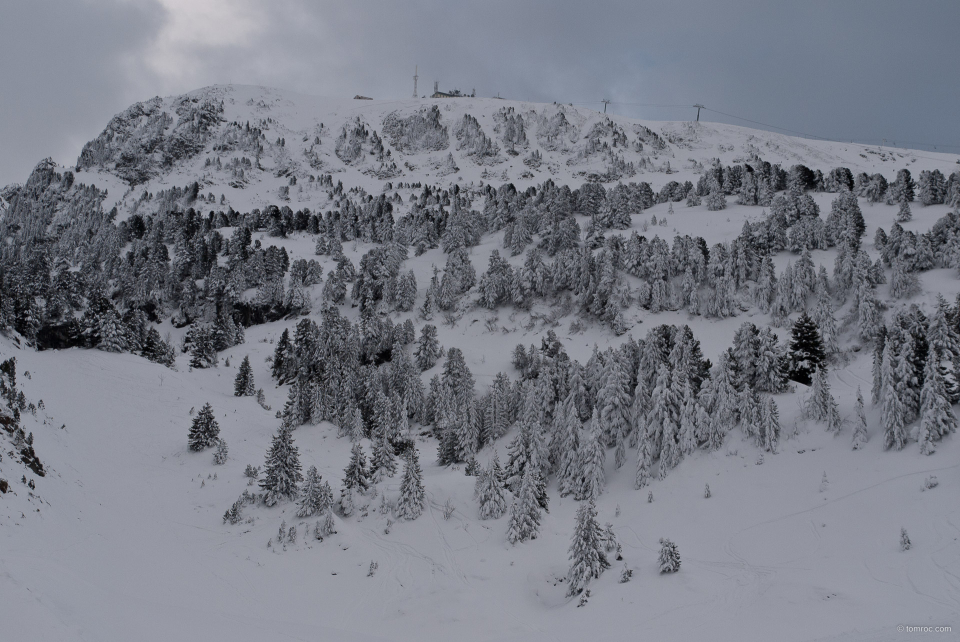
[2,0,959,185]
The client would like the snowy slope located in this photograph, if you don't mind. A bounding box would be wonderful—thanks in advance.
[1,85,959,642]
[56,84,960,219]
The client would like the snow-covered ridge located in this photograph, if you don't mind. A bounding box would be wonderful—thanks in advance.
[64,84,958,212]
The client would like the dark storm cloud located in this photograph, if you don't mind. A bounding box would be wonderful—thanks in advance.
[2,0,959,185]
[0,0,165,185]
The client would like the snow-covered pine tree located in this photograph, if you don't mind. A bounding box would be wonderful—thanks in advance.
[852,387,868,450]
[260,425,303,506]
[678,382,698,456]
[342,442,371,494]
[788,313,826,385]
[188,403,220,451]
[709,353,738,450]
[554,390,583,497]
[760,394,780,453]
[297,465,331,518]
[396,446,425,520]
[597,354,631,467]
[566,500,610,597]
[658,538,681,573]
[927,297,960,403]
[370,427,398,483]
[477,453,507,519]
[234,355,256,396]
[812,284,839,355]
[414,324,443,371]
[919,351,957,455]
[808,366,840,433]
[871,329,886,405]
[506,467,542,544]
[577,407,606,501]
[880,344,907,451]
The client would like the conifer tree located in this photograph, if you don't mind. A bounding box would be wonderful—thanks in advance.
[881,344,907,451]
[808,367,841,433]
[414,324,443,371]
[566,500,609,597]
[188,403,220,451]
[838,389,861,452]
[554,391,583,496]
[678,382,698,456]
[213,438,229,464]
[788,313,826,385]
[297,465,332,518]
[597,355,631,467]
[370,427,398,483]
[577,407,606,501]
[919,351,956,455]
[760,395,780,453]
[396,447,425,520]
[272,329,294,383]
[658,538,681,573]
[343,443,371,494]
[477,454,507,520]
[260,426,303,506]
[507,467,542,544]
[234,355,256,396]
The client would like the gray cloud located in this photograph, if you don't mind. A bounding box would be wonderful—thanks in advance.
[2,0,958,185]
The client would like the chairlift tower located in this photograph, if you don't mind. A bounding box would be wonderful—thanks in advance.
[413,65,418,99]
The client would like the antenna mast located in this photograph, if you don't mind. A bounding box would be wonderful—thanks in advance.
[413,65,419,98]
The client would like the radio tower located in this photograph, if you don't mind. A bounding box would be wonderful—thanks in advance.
[413,65,419,99]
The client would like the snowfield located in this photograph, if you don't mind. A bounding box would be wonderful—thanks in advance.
[1,85,958,642]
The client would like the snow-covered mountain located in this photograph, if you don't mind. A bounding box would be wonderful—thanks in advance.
[1,85,959,642]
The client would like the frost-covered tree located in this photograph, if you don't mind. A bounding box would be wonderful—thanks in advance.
[577,407,606,501]
[234,355,256,396]
[808,367,841,433]
[260,426,303,505]
[370,428,397,483]
[396,447,425,520]
[759,395,780,453]
[507,467,542,544]
[596,354,631,467]
[342,443,371,494]
[188,403,220,451]
[414,324,443,371]
[566,500,609,597]
[919,351,956,455]
[852,388,868,450]
[880,344,907,451]
[658,538,681,573]
[297,465,333,518]
[477,453,507,520]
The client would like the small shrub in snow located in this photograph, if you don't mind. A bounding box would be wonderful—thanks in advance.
[704,484,711,499]
[900,528,911,551]
[647,491,653,503]
[619,564,633,583]
[213,438,228,465]
[223,498,243,524]
[819,472,829,493]
[244,464,260,479]
[443,498,455,520]
[923,475,939,491]
[367,561,378,577]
